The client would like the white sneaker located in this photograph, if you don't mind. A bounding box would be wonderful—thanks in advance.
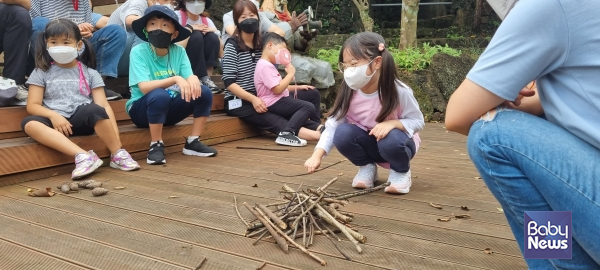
[352,163,377,189]
[385,169,412,194]
[275,132,307,147]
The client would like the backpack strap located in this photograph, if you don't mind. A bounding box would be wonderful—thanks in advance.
[180,10,187,26]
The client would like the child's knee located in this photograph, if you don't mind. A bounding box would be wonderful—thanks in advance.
[147,88,171,102]
[333,123,357,146]
[21,117,50,133]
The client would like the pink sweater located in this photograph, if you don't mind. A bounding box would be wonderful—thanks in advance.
[316,81,424,168]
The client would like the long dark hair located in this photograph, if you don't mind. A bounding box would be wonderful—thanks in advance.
[34,19,96,71]
[232,0,261,52]
[329,32,400,123]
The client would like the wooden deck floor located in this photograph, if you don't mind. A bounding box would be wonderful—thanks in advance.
[0,123,526,269]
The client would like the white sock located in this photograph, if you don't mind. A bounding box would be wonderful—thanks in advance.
[187,136,199,143]
[150,140,163,146]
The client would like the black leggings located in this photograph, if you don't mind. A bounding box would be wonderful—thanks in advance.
[186,31,220,78]
[225,89,323,135]
[0,3,31,85]
[268,96,320,135]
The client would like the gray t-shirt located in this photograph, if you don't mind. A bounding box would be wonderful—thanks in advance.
[221,11,273,44]
[27,65,104,118]
[107,0,148,32]
[467,0,600,149]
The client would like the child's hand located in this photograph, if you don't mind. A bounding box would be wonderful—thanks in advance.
[284,64,296,76]
[251,96,268,113]
[50,115,73,137]
[369,121,396,141]
[296,85,315,91]
[175,76,192,102]
[304,156,322,173]
[78,23,94,38]
[186,75,202,100]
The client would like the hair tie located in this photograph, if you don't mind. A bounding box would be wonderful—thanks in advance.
[378,43,385,52]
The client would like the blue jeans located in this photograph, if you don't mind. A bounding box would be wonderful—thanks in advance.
[333,123,416,172]
[129,87,213,127]
[117,31,145,77]
[31,17,126,78]
[467,109,600,269]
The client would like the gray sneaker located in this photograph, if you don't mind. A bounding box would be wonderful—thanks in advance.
[201,76,222,93]
[11,85,28,106]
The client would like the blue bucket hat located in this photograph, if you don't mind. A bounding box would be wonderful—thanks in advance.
[132,5,191,43]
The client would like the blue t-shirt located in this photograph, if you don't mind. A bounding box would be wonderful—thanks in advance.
[467,0,600,149]
[126,43,193,113]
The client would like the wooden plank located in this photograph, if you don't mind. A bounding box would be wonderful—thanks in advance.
[0,100,129,134]
[0,115,261,175]
[0,196,264,270]
[0,239,86,270]
[0,94,225,135]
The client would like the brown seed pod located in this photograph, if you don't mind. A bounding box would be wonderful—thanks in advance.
[86,182,102,189]
[91,188,109,196]
[69,182,79,191]
[60,184,71,194]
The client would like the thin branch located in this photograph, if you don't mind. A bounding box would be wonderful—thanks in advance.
[244,203,289,253]
[237,146,290,151]
[234,196,250,228]
[333,182,390,200]
[273,159,347,177]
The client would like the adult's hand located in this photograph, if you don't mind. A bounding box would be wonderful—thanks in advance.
[251,97,268,113]
[503,87,536,107]
[295,85,315,90]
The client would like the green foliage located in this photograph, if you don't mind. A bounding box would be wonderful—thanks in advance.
[315,43,462,72]
[446,33,463,41]
[316,46,342,71]
[391,43,461,71]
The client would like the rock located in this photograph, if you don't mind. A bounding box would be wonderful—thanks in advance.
[429,53,476,101]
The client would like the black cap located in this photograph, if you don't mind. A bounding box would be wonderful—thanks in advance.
[132,5,191,43]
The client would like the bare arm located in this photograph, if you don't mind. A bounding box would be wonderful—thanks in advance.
[270,73,294,95]
[445,79,505,135]
[138,76,180,94]
[91,87,120,141]
[2,0,31,10]
[26,85,64,119]
[224,25,235,37]
[125,15,141,28]
[268,25,285,37]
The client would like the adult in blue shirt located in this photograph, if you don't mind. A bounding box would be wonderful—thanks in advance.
[446,0,600,268]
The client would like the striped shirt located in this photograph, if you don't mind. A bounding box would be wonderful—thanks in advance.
[222,38,263,99]
[30,0,92,25]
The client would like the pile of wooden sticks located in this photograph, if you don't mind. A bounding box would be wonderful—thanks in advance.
[234,177,390,265]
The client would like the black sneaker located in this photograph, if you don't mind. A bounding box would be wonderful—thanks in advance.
[275,132,307,147]
[147,142,166,165]
[183,138,218,157]
[105,88,123,101]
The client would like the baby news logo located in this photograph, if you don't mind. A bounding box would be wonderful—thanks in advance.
[524,211,572,259]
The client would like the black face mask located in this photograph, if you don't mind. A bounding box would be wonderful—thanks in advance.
[239,18,259,34]
[147,29,173,49]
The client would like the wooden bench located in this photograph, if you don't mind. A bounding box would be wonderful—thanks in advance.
[0,93,265,186]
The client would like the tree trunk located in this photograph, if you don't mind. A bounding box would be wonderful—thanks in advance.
[474,0,483,32]
[352,0,374,32]
[399,0,420,49]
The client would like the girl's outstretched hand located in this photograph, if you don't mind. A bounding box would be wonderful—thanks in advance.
[369,121,396,141]
[304,156,322,173]
[50,115,73,137]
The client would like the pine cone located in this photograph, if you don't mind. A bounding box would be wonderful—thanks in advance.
[76,180,93,188]
[60,184,71,194]
[86,182,102,189]
[69,182,79,191]
[91,188,108,196]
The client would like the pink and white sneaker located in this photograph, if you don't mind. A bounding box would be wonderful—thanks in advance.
[109,149,140,171]
[71,150,103,180]
[385,169,412,194]
[352,163,377,189]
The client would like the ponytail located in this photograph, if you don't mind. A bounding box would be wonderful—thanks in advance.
[78,39,96,69]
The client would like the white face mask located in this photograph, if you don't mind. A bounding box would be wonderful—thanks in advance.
[343,58,377,90]
[187,1,206,15]
[48,46,78,64]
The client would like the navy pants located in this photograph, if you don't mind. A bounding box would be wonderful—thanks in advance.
[129,87,212,127]
[0,3,31,85]
[333,123,416,173]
